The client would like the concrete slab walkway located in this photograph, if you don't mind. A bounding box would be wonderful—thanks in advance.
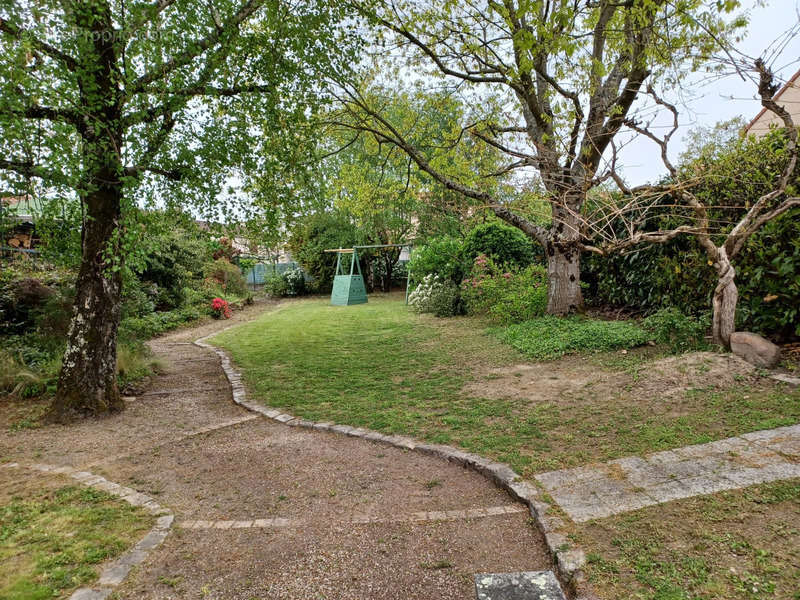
[536,424,800,522]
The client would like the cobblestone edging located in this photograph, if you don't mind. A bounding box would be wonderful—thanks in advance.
[179,504,526,531]
[195,330,594,598]
[1,462,174,600]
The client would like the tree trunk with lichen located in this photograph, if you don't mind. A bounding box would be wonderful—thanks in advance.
[546,242,583,315]
[544,200,584,315]
[47,187,125,422]
[45,1,125,422]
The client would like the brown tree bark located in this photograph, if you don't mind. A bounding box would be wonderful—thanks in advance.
[711,247,738,348]
[45,0,126,422]
[545,242,583,315]
[47,189,125,421]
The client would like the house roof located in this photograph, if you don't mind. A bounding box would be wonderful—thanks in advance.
[745,67,800,133]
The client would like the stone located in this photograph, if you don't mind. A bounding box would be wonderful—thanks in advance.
[730,331,781,368]
[556,548,586,581]
[770,373,800,386]
[135,530,168,551]
[70,588,112,600]
[474,571,567,600]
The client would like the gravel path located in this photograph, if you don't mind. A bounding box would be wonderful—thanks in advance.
[2,301,551,599]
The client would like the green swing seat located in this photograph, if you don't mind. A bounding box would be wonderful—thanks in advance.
[330,248,368,305]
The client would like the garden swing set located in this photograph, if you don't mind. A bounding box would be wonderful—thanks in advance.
[324,244,412,306]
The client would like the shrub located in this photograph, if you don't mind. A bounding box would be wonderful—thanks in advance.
[462,222,539,269]
[583,126,800,341]
[132,219,212,310]
[407,236,466,285]
[496,316,650,360]
[202,258,249,298]
[642,308,710,353]
[461,255,548,325]
[408,274,461,317]
[264,272,289,297]
[283,267,306,296]
[211,297,232,319]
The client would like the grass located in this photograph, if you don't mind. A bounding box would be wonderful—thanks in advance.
[494,315,651,360]
[0,482,152,599]
[577,479,800,600]
[212,296,800,476]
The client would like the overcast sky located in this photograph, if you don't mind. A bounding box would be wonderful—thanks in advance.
[618,0,800,184]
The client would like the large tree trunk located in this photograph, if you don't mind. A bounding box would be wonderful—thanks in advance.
[47,186,125,422]
[712,247,738,348]
[546,242,583,315]
[46,0,125,422]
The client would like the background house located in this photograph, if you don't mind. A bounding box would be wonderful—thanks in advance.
[745,67,800,138]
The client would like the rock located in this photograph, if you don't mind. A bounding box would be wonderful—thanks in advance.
[730,332,781,368]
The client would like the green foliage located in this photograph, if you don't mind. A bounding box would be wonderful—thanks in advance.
[407,274,461,317]
[496,316,650,360]
[264,272,289,298]
[0,350,51,398]
[407,236,466,285]
[202,258,249,298]
[584,127,800,340]
[283,267,306,296]
[118,306,206,341]
[461,255,548,325]
[288,211,363,293]
[462,222,538,269]
[263,267,306,298]
[642,308,710,354]
[735,209,800,338]
[129,214,213,310]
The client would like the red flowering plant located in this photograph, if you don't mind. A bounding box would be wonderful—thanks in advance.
[211,297,232,319]
[460,254,548,324]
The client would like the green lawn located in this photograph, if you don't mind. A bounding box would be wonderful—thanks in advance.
[0,482,151,599]
[211,296,800,477]
[578,479,800,600]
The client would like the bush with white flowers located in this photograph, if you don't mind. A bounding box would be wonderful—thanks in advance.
[408,274,460,317]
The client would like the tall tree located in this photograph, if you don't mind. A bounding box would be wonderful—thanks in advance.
[0,0,357,420]
[332,0,743,314]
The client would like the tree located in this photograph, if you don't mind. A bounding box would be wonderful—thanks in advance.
[583,60,798,346]
[331,0,743,314]
[0,0,357,420]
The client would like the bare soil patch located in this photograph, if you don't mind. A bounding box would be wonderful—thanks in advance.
[464,351,757,409]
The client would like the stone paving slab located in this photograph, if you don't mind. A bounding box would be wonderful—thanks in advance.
[536,424,800,522]
[474,571,567,600]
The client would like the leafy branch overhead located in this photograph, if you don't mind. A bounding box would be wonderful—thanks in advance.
[331,0,745,315]
[0,0,359,201]
[0,0,361,421]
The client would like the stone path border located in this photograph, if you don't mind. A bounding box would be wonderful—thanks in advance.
[1,461,174,600]
[194,328,592,599]
[771,373,800,386]
[179,504,526,530]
